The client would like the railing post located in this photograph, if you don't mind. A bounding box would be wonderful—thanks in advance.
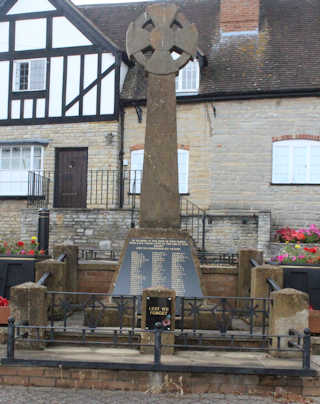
[7,317,15,361]
[303,328,311,369]
[154,327,162,366]
[38,208,50,254]
[202,213,206,252]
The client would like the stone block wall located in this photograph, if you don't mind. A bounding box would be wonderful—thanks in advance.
[21,208,270,255]
[21,208,139,255]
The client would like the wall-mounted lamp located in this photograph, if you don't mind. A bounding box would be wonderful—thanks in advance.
[135,105,143,123]
[105,132,114,145]
[207,216,214,225]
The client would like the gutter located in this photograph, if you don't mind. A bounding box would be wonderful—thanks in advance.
[121,87,320,107]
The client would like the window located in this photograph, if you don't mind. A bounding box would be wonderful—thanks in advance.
[175,60,199,94]
[13,59,46,91]
[272,140,320,184]
[130,149,189,193]
[0,145,43,196]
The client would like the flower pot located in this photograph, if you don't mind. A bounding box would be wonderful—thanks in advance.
[0,306,10,325]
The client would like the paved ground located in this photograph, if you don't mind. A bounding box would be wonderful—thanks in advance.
[0,386,315,404]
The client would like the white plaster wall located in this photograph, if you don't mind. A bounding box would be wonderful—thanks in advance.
[0,61,9,119]
[7,0,56,14]
[36,99,45,118]
[66,55,81,116]
[52,17,92,48]
[0,22,9,52]
[15,19,46,50]
[49,57,63,117]
[11,100,20,119]
[23,100,33,119]
[101,71,115,115]
[120,62,128,92]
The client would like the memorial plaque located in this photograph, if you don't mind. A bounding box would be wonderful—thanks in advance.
[113,238,203,297]
[146,296,172,330]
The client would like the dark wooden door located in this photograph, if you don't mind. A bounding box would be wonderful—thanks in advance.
[54,148,88,208]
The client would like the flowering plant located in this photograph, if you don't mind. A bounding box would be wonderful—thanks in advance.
[0,297,8,307]
[272,243,320,265]
[0,237,46,257]
[276,224,320,244]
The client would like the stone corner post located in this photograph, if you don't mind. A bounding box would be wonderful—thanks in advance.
[270,288,309,357]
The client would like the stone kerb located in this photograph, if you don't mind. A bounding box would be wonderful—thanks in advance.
[250,264,283,326]
[270,288,309,357]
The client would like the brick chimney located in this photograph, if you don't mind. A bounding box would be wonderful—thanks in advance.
[220,0,260,33]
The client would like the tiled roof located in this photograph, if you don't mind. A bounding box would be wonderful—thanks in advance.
[79,0,320,101]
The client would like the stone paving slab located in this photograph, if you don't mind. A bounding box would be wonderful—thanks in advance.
[0,386,316,404]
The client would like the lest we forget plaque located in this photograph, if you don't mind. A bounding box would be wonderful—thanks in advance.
[113,238,203,297]
[146,296,172,330]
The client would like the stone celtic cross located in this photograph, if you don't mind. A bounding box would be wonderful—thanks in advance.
[126,4,198,229]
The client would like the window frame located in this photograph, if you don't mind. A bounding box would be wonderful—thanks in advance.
[130,148,189,194]
[13,58,47,92]
[272,139,320,184]
[175,59,200,95]
[0,144,44,197]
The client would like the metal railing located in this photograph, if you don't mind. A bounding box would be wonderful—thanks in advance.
[4,317,314,374]
[27,171,51,209]
[44,292,270,336]
[180,197,207,250]
[27,169,142,210]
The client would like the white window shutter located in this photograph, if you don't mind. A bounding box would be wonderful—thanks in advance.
[292,145,307,183]
[178,149,189,193]
[272,144,290,183]
[130,150,144,193]
[30,59,46,90]
[309,145,320,183]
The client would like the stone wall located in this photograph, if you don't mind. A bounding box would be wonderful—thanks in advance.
[0,199,27,240]
[21,208,269,255]
[21,208,139,255]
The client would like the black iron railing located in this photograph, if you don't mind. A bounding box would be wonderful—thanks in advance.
[4,317,314,374]
[27,171,51,209]
[27,169,142,210]
[180,197,207,250]
[44,292,270,336]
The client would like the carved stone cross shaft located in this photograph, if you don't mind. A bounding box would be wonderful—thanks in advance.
[126,4,198,229]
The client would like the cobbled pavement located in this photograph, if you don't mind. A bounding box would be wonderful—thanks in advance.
[0,387,319,404]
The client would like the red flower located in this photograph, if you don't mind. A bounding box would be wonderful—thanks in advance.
[27,249,35,255]
[39,249,45,255]
[3,242,8,247]
[17,241,24,247]
[31,239,36,245]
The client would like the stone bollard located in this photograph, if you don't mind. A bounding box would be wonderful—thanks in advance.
[238,249,263,308]
[35,259,67,319]
[10,282,47,349]
[140,287,175,355]
[270,288,309,357]
[250,264,283,326]
[53,245,79,293]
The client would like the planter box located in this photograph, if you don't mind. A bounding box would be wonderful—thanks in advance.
[0,257,46,299]
[0,306,10,325]
[269,242,320,258]
[279,264,320,310]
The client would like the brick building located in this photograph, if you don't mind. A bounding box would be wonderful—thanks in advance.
[0,0,319,256]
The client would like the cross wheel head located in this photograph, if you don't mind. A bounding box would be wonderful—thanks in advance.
[126,3,198,75]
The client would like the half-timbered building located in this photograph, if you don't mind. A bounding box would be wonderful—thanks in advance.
[1,0,320,258]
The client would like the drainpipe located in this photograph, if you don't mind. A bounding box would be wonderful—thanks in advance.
[119,105,125,208]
